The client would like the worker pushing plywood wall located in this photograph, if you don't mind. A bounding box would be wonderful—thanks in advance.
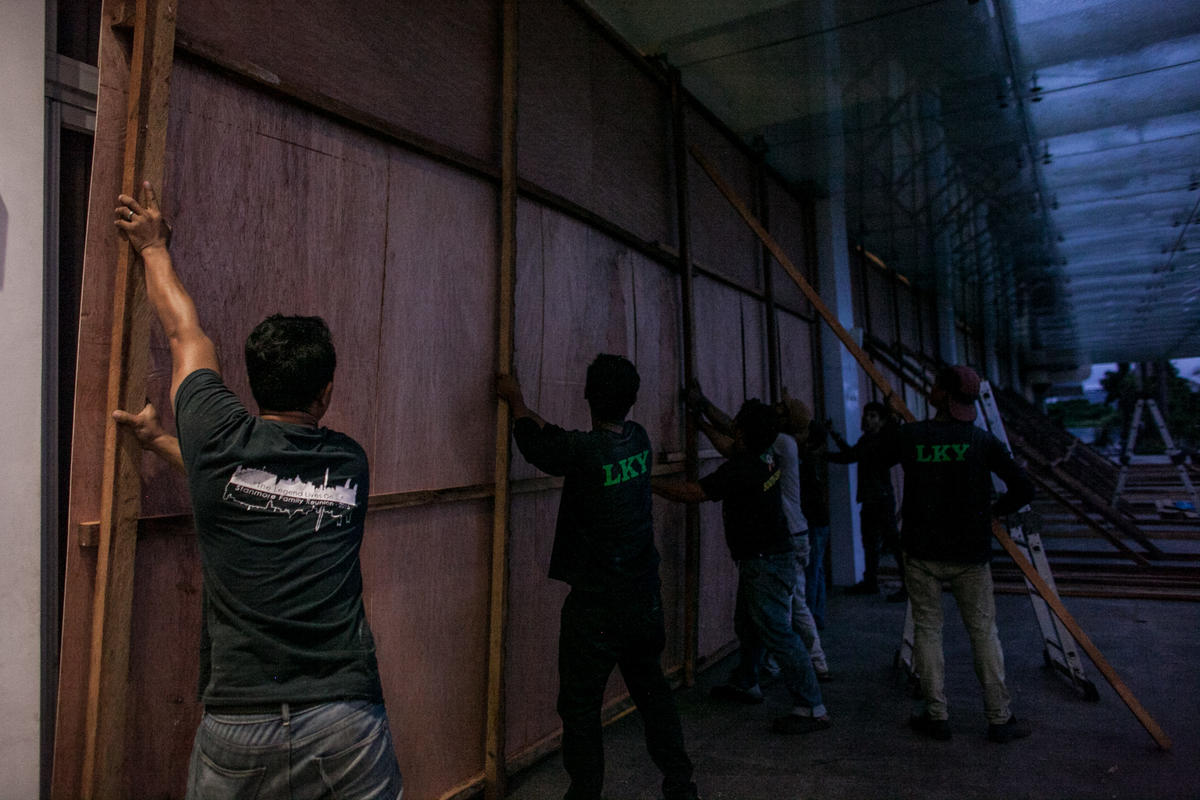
[54,1,831,797]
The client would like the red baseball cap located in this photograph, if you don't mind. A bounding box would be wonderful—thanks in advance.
[935,365,981,422]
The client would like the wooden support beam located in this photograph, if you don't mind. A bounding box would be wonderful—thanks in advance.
[689,145,1173,752]
[671,69,701,686]
[1024,470,1152,567]
[80,2,176,798]
[1008,431,1164,557]
[485,1,518,797]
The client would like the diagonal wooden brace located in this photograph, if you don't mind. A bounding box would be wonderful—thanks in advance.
[81,2,177,798]
[689,144,1172,752]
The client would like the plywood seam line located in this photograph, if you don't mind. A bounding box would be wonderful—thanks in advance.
[689,144,1173,752]
[485,0,518,796]
[77,1,178,798]
[669,66,701,686]
[370,162,394,463]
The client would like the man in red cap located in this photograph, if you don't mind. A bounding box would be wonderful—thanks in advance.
[881,365,1035,743]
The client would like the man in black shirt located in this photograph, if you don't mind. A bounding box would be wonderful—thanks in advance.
[497,355,697,800]
[113,184,402,799]
[653,400,830,736]
[882,365,1035,744]
[827,401,906,600]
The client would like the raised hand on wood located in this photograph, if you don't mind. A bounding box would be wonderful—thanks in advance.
[114,180,172,252]
[112,400,184,474]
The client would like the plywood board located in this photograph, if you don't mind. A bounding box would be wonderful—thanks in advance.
[372,152,499,493]
[766,180,813,315]
[517,0,672,247]
[161,60,389,459]
[363,501,493,799]
[777,311,816,411]
[176,0,500,163]
[685,109,759,291]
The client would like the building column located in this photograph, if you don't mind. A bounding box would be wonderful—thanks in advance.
[920,91,959,364]
[0,0,47,796]
[814,0,863,587]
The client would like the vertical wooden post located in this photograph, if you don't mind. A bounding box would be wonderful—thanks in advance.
[752,147,780,402]
[669,68,701,685]
[486,0,518,796]
[81,1,176,798]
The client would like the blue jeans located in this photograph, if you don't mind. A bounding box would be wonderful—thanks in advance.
[804,525,829,629]
[186,700,403,800]
[730,553,826,716]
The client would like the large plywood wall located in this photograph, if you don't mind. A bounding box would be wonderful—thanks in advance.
[56,1,827,797]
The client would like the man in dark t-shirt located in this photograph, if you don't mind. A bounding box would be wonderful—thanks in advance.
[497,355,697,800]
[112,184,401,799]
[827,401,906,599]
[879,365,1035,744]
[654,399,830,736]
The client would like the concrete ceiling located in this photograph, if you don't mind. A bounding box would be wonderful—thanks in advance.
[584,0,1200,370]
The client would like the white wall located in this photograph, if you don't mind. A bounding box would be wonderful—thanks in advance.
[0,1,45,796]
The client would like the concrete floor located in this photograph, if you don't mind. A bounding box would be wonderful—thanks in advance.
[504,580,1199,800]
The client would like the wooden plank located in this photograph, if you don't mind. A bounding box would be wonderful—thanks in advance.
[81,2,177,797]
[690,145,1174,752]
[175,0,499,164]
[670,68,702,685]
[688,145,909,422]
[1025,470,1152,567]
[52,5,134,793]
[1009,431,1164,558]
[487,0,518,795]
[988,520,1172,749]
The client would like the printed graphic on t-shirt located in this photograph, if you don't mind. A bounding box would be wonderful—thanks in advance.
[224,466,359,532]
[602,449,650,486]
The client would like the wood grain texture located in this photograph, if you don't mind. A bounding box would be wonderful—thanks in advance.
[362,501,494,797]
[53,7,133,794]
[175,0,500,164]
[372,152,498,493]
[79,0,177,795]
[517,0,672,247]
[695,491,737,660]
[504,492,568,757]
[122,524,203,799]
[685,107,759,291]
[162,59,389,450]
[776,311,816,411]
[765,181,812,315]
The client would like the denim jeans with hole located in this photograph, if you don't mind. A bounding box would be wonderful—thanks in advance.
[730,552,826,716]
[185,699,403,800]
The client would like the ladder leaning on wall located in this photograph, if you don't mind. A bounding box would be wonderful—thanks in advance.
[896,380,1099,701]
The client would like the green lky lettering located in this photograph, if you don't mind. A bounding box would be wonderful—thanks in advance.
[603,449,651,486]
[916,443,971,462]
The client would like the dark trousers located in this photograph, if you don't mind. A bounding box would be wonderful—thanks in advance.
[557,588,695,800]
[860,497,902,587]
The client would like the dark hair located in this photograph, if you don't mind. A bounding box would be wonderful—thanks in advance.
[735,399,780,454]
[862,400,893,427]
[244,314,337,412]
[584,354,640,421]
[863,401,888,418]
